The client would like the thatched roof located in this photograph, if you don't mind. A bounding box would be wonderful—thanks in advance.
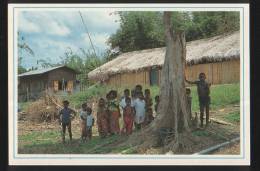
[88,31,240,81]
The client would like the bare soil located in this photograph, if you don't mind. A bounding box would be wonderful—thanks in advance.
[18,104,240,154]
[212,142,240,155]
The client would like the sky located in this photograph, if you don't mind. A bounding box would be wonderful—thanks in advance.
[17,10,120,69]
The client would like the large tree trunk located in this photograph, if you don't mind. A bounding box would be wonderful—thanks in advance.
[157,12,189,128]
[125,12,191,152]
[153,12,190,146]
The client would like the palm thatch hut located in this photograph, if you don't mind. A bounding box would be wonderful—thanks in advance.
[88,31,240,87]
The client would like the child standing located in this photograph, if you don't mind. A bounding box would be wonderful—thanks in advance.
[107,90,121,134]
[185,73,211,127]
[132,92,146,130]
[59,100,76,143]
[119,89,131,109]
[86,107,94,140]
[97,98,109,138]
[144,89,154,125]
[80,103,88,141]
[122,97,135,135]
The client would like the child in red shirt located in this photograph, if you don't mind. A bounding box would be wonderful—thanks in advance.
[122,97,135,135]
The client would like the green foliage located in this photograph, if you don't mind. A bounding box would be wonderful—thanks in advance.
[58,48,105,86]
[67,83,239,113]
[67,84,108,108]
[19,84,240,154]
[18,102,31,111]
[19,130,133,154]
[224,111,240,123]
[18,33,35,74]
[190,12,240,40]
[108,11,240,53]
[30,47,105,86]
[109,12,164,52]
[190,83,240,111]
[192,130,210,137]
[18,65,27,74]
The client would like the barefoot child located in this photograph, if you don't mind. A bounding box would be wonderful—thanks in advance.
[122,97,135,135]
[107,90,121,134]
[80,103,88,142]
[185,73,211,127]
[119,89,131,109]
[86,107,94,140]
[59,100,76,143]
[97,98,109,138]
[132,92,145,130]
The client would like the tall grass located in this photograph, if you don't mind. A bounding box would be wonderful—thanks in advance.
[189,83,240,111]
[67,83,240,111]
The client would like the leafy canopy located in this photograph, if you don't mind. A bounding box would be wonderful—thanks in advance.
[108,11,240,53]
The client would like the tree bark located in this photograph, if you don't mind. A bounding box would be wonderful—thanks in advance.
[155,11,190,135]
[125,12,191,152]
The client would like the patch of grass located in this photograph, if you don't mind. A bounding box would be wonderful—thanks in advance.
[192,130,210,137]
[67,84,108,108]
[190,83,240,111]
[18,102,31,111]
[18,130,133,154]
[67,83,239,112]
[224,111,240,122]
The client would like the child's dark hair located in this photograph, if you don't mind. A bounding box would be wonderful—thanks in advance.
[99,98,105,103]
[109,90,117,98]
[199,72,206,78]
[124,89,130,93]
[145,89,150,94]
[135,84,142,90]
[86,107,92,113]
[63,100,69,105]
[82,103,87,108]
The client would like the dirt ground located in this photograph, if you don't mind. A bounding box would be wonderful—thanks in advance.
[212,142,240,155]
[18,104,240,154]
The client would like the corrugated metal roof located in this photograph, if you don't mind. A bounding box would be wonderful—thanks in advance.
[18,65,79,77]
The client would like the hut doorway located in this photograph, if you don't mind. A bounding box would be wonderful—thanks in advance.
[150,67,159,86]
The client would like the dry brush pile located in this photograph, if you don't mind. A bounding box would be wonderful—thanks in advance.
[19,95,63,123]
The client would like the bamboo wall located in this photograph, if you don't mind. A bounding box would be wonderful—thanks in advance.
[106,70,150,88]
[185,59,240,84]
[105,60,240,87]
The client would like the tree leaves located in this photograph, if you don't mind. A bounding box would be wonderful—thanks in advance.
[108,11,240,53]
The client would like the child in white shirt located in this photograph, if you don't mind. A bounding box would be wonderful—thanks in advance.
[132,92,145,130]
[86,107,94,140]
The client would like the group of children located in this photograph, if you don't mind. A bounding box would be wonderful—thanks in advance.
[59,72,211,143]
[95,85,159,139]
[59,84,160,143]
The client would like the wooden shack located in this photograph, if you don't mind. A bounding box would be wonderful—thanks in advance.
[18,65,80,101]
[88,31,240,87]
